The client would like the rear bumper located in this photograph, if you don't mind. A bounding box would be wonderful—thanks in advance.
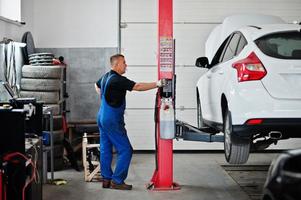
[228,81,301,125]
[232,118,301,140]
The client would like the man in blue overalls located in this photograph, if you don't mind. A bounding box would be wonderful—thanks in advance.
[95,54,166,190]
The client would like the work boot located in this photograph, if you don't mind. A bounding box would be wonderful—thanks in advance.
[110,181,132,190]
[102,179,111,188]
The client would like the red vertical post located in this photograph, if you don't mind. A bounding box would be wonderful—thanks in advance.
[147,0,179,190]
[158,0,173,79]
[157,0,173,188]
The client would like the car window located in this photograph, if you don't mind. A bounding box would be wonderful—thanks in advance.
[210,35,231,66]
[255,31,301,59]
[221,33,241,62]
[236,35,247,55]
[218,37,232,63]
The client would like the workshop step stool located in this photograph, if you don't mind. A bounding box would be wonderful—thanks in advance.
[82,132,102,182]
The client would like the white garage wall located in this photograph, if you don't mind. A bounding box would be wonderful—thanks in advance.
[122,0,301,150]
[32,0,118,48]
[121,23,215,66]
[122,0,301,23]
[122,0,301,66]
[0,0,34,41]
[29,1,120,121]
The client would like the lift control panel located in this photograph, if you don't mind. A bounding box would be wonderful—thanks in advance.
[159,37,174,80]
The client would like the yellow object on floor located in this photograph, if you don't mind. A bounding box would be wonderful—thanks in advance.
[49,179,67,185]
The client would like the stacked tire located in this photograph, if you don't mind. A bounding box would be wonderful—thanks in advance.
[20,64,65,171]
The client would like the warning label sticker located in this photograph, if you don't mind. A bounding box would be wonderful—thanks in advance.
[159,37,174,73]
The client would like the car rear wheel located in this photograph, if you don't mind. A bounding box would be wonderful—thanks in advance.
[197,90,205,128]
[224,109,250,164]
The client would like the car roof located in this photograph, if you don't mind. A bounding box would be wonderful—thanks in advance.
[240,24,301,41]
[205,14,286,62]
[221,14,285,39]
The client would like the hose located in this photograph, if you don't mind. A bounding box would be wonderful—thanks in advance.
[154,91,159,170]
[3,152,36,200]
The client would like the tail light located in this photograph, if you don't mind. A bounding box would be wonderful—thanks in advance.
[232,52,267,82]
[246,119,263,125]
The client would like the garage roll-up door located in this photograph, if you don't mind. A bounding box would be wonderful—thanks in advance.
[121,0,301,150]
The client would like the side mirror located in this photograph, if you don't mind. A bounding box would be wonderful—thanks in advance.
[195,57,209,68]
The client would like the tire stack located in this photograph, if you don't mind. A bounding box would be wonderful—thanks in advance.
[20,53,65,171]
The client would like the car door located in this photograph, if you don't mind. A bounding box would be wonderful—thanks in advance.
[208,33,242,123]
[200,35,232,122]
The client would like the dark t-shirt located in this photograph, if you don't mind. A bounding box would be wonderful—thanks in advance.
[96,70,136,107]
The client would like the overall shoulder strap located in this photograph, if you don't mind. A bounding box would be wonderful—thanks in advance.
[101,73,116,96]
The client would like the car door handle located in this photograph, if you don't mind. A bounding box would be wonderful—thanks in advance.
[218,70,224,75]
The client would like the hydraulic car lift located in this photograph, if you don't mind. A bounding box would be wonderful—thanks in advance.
[176,121,224,143]
[147,0,224,191]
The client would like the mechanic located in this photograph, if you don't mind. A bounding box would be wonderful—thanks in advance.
[95,54,166,190]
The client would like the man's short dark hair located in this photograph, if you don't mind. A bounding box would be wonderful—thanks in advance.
[110,54,124,66]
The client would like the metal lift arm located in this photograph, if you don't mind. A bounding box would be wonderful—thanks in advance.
[176,120,224,143]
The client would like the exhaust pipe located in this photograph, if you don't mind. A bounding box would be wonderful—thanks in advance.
[269,131,282,140]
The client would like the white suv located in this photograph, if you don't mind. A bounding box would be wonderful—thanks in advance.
[196,15,301,164]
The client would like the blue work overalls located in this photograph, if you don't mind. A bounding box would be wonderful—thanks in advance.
[97,73,133,184]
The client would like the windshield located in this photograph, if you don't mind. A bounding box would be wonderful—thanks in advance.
[255,31,301,59]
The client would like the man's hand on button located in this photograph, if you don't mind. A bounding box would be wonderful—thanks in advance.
[156,79,168,87]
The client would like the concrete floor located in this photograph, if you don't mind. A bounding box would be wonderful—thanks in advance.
[43,153,279,200]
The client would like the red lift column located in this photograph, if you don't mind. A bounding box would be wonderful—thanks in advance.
[148,0,179,190]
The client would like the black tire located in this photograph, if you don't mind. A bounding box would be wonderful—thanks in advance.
[44,104,61,115]
[21,78,61,91]
[22,65,62,79]
[47,144,64,159]
[53,115,63,130]
[44,115,63,131]
[52,130,64,144]
[21,32,35,65]
[20,91,59,104]
[223,109,250,164]
[63,138,80,171]
[43,115,63,131]
[196,90,206,128]
[47,157,65,172]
